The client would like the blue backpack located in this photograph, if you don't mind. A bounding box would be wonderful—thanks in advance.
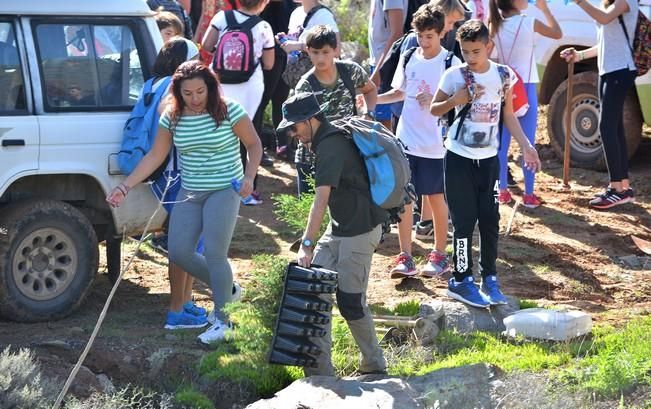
[330,118,413,210]
[118,76,172,180]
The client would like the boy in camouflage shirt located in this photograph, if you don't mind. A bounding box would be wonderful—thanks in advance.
[293,25,378,195]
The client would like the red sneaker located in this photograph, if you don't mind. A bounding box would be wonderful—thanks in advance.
[498,189,513,205]
[523,194,543,209]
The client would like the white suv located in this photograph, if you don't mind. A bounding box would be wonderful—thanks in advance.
[531,0,651,169]
[0,0,166,322]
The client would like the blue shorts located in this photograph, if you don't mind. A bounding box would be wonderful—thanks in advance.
[407,154,444,196]
[151,171,204,254]
[370,65,393,121]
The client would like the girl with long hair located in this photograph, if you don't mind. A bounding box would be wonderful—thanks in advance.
[107,61,262,344]
[561,0,639,210]
[489,0,561,208]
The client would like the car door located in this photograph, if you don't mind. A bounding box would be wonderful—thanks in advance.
[0,18,39,196]
[26,17,164,232]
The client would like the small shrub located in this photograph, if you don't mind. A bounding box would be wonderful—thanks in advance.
[519,299,540,309]
[65,387,173,409]
[0,347,55,409]
[273,186,329,236]
[392,300,420,317]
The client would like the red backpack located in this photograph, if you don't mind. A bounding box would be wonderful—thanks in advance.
[213,10,262,84]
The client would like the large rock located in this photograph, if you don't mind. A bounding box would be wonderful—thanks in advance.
[246,363,498,409]
[420,297,519,334]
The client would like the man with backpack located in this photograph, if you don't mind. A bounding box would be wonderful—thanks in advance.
[293,25,377,195]
[278,92,389,376]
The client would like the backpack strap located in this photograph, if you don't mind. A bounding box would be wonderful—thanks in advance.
[335,61,358,116]
[444,50,456,128]
[452,66,475,141]
[226,10,263,30]
[402,47,418,70]
[496,65,511,149]
[618,15,637,71]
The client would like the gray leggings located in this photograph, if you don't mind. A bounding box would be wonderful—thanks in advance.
[168,187,240,322]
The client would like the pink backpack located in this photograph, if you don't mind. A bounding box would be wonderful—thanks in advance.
[213,10,262,84]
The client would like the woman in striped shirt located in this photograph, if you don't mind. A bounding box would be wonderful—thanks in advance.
[107,60,262,344]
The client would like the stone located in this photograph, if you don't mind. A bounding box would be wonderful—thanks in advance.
[413,317,440,346]
[427,297,519,334]
[96,373,115,394]
[618,255,642,269]
[340,41,369,65]
[69,327,85,336]
[246,363,497,409]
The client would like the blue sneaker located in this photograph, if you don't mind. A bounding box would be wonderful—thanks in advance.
[183,301,207,317]
[164,310,208,330]
[480,275,509,305]
[447,276,490,308]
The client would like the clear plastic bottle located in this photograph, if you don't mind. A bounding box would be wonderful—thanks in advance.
[278,35,301,63]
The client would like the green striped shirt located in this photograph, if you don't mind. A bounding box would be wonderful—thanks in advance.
[160,100,246,191]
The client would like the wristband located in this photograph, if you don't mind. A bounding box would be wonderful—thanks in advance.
[118,183,130,196]
[579,51,584,61]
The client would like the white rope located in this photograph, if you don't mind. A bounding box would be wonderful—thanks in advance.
[52,173,183,408]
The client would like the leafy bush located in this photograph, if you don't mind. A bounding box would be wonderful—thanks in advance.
[65,387,173,409]
[328,0,370,50]
[273,185,329,236]
[199,255,303,396]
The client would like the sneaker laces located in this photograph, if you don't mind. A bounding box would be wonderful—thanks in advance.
[427,251,445,265]
[394,253,413,268]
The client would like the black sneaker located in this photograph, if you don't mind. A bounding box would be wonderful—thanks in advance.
[415,220,434,239]
[150,234,168,254]
[507,167,517,188]
[589,188,634,210]
[260,152,273,167]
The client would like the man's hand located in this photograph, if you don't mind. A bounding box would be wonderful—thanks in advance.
[297,245,314,268]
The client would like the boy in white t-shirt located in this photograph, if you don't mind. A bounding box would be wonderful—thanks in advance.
[378,4,461,280]
[430,20,541,308]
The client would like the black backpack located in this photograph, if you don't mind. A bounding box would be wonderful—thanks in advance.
[306,61,358,116]
[378,31,413,92]
[403,0,429,33]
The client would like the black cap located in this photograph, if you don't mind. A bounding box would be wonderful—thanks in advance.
[276,92,327,133]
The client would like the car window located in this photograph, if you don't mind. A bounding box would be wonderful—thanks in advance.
[35,22,145,111]
[0,21,27,114]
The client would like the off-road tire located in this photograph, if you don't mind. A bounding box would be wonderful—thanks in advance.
[548,71,643,171]
[0,199,98,322]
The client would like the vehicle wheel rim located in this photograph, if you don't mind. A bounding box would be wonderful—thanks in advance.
[12,228,78,301]
[569,93,602,155]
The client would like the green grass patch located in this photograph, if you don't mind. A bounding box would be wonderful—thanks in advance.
[519,299,540,309]
[272,182,329,236]
[174,387,213,409]
[199,255,303,396]
[559,316,651,397]
[392,300,420,317]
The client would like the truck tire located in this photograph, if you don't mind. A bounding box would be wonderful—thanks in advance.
[548,71,642,171]
[0,199,99,322]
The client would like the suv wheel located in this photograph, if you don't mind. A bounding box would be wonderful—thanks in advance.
[0,199,98,322]
[548,71,642,171]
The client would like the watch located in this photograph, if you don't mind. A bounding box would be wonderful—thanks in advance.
[301,238,314,247]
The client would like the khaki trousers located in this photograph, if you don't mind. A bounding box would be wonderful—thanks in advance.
[304,224,386,376]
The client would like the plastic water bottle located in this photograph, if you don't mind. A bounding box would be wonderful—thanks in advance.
[503,308,593,341]
[278,35,300,63]
[231,178,256,205]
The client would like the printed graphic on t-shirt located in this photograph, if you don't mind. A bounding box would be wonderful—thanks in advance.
[458,101,500,148]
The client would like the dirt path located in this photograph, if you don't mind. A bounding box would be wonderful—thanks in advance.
[1,113,649,401]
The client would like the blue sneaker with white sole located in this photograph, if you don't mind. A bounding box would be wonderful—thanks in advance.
[480,275,509,305]
[164,310,208,330]
[447,276,490,308]
[183,301,207,317]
